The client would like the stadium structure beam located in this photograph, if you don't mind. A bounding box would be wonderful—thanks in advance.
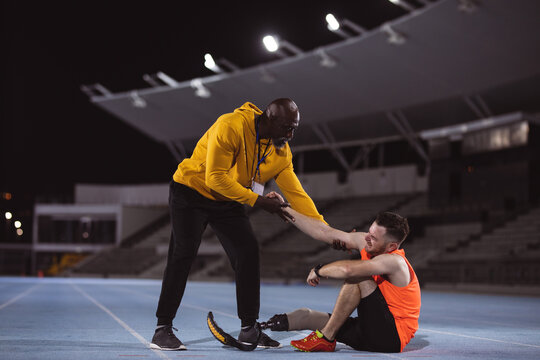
[291,134,402,153]
[386,111,430,167]
[311,123,350,172]
[349,144,376,171]
[419,112,525,140]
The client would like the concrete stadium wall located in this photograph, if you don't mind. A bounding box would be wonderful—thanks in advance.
[75,183,169,205]
[120,206,168,240]
[74,165,426,204]
[296,165,426,200]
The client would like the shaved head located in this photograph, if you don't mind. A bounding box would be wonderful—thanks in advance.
[258,98,300,149]
[265,98,299,122]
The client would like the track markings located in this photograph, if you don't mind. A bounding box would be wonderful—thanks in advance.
[421,328,540,349]
[0,283,41,311]
[70,283,172,360]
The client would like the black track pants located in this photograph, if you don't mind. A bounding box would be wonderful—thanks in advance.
[156,181,260,326]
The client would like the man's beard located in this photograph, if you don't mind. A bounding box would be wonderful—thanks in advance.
[273,138,288,149]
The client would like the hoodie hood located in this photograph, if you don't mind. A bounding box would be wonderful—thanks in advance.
[234,102,263,137]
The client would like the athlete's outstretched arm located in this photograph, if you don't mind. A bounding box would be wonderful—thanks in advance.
[266,192,366,251]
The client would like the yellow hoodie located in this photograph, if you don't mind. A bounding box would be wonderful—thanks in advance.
[173,102,324,222]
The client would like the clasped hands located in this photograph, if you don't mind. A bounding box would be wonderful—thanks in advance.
[255,191,295,223]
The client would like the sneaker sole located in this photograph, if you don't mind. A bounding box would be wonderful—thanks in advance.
[290,343,333,352]
[150,343,187,351]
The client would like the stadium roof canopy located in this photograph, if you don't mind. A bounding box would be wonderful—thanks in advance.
[87,0,540,161]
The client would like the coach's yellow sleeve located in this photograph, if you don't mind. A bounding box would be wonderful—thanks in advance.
[275,163,326,223]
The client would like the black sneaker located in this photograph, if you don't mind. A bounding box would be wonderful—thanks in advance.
[238,324,281,349]
[260,314,288,332]
[150,325,187,351]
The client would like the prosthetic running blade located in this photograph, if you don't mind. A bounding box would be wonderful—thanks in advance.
[206,312,260,351]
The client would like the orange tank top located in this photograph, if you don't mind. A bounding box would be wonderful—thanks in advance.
[361,248,421,352]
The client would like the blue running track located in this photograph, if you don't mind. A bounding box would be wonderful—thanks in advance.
[1,277,539,359]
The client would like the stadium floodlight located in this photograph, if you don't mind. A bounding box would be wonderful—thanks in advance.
[387,0,415,12]
[204,53,221,73]
[381,23,406,45]
[325,13,366,39]
[190,78,211,98]
[14,220,21,228]
[263,35,279,52]
[4,212,12,220]
[326,13,340,31]
[203,53,239,74]
[262,35,302,58]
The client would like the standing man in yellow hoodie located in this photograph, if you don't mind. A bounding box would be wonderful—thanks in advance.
[150,99,325,351]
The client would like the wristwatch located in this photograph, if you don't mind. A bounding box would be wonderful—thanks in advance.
[313,264,324,277]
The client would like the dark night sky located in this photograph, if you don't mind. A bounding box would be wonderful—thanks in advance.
[1,0,408,203]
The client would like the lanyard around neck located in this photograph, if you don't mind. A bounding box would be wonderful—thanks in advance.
[254,118,271,182]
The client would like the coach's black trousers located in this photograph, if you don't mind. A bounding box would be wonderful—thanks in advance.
[156,181,260,326]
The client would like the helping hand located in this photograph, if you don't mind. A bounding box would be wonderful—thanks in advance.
[331,228,356,253]
[261,191,295,223]
[255,195,294,223]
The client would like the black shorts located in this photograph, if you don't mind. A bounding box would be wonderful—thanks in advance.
[335,287,401,353]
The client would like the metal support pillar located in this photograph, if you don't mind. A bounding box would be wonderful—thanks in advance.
[311,124,350,172]
[464,95,493,119]
[386,111,430,170]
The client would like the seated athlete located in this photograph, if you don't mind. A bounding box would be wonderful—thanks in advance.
[261,193,421,353]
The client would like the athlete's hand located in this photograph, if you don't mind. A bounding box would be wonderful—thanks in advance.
[255,195,294,223]
[307,268,320,287]
[331,229,356,253]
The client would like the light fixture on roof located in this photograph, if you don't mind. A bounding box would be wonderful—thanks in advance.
[204,53,220,73]
[142,74,162,87]
[387,0,416,12]
[381,23,406,45]
[203,53,239,74]
[129,91,147,108]
[156,72,179,87]
[190,78,211,98]
[262,35,302,58]
[4,212,12,220]
[80,83,113,98]
[458,0,478,13]
[142,72,180,88]
[258,66,276,83]
[325,13,366,39]
[315,48,337,68]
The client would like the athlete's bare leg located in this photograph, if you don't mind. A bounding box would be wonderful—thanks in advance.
[286,308,330,331]
[320,277,377,340]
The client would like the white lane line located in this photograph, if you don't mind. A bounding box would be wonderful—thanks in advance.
[70,283,172,360]
[0,283,41,311]
[421,328,540,349]
[422,313,539,329]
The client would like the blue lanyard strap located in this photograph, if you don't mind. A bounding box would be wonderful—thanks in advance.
[254,122,270,182]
